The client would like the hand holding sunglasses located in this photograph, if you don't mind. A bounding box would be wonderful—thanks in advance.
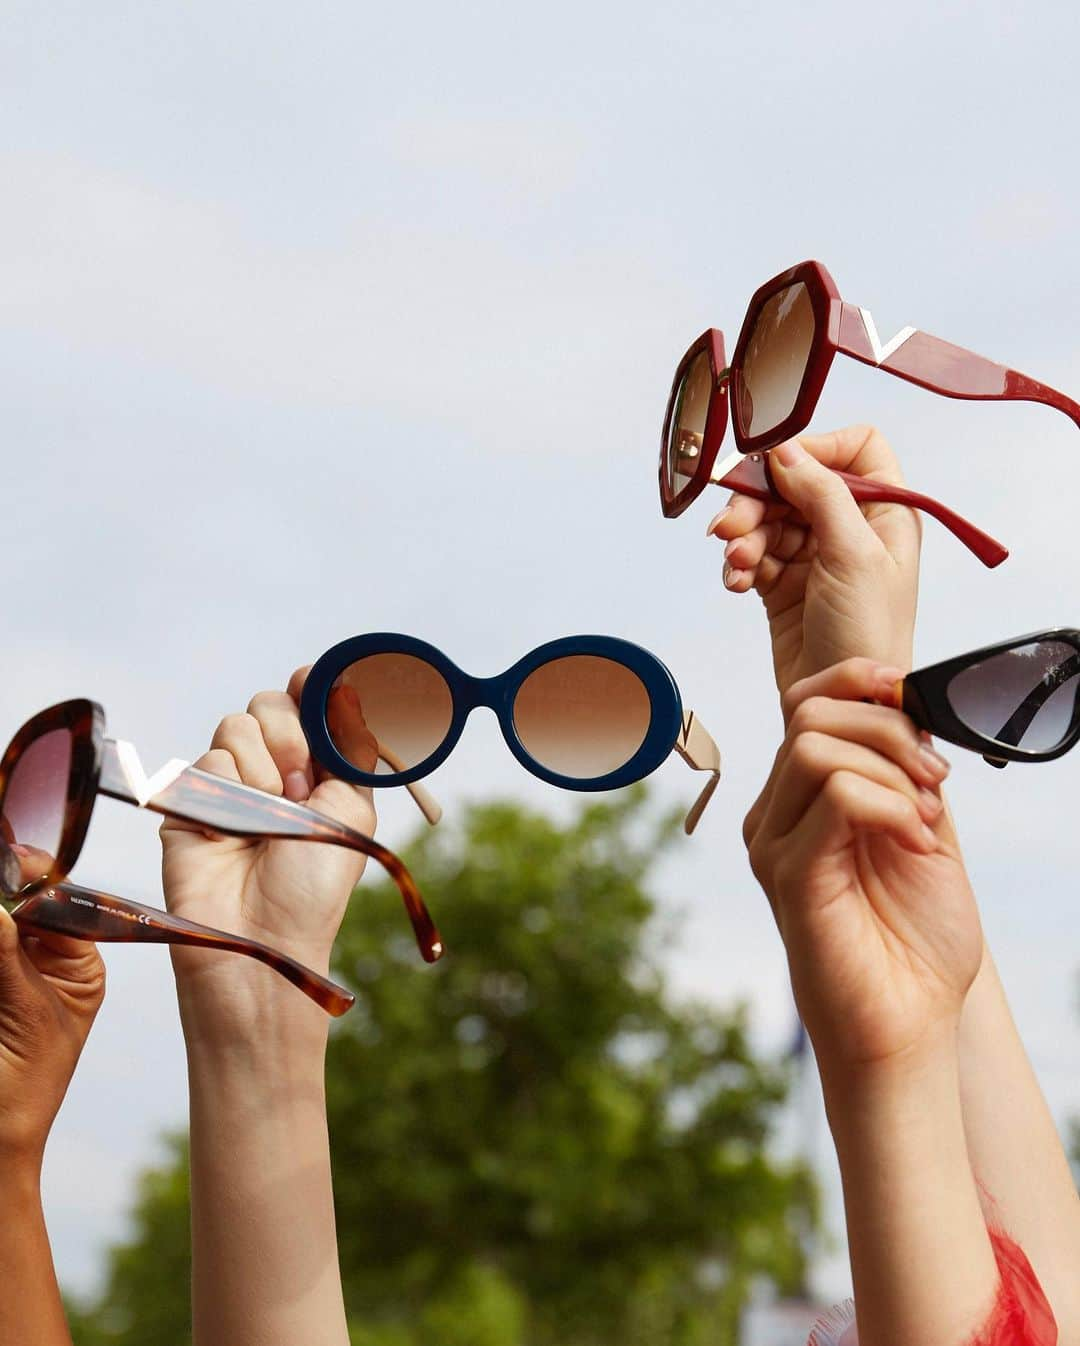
[0,699,443,1018]
[706,446,1008,568]
[301,635,722,834]
[660,258,1080,549]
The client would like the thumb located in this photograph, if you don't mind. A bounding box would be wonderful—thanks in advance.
[768,439,881,569]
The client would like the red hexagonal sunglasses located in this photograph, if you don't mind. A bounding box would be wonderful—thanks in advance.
[660,259,1080,566]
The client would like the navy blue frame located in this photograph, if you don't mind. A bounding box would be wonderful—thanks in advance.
[300,633,686,792]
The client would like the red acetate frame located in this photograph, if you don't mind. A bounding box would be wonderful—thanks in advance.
[659,258,1080,524]
[0,699,444,1017]
[714,449,1008,568]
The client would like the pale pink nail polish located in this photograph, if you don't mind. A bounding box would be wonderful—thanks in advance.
[706,507,731,537]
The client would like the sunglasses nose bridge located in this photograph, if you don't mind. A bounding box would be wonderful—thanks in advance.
[465,672,505,714]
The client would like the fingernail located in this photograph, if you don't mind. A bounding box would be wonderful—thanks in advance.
[330,675,343,692]
[920,822,938,849]
[772,439,806,468]
[723,539,739,563]
[723,565,740,589]
[918,787,943,814]
[9,844,30,856]
[918,744,951,778]
[706,506,730,537]
[284,769,310,802]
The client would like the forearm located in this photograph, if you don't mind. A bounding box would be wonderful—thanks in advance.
[181,986,349,1346]
[957,945,1080,1341]
[0,1158,74,1346]
[821,1039,1000,1346]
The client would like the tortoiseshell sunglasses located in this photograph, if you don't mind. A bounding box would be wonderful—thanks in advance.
[0,700,443,1017]
[301,634,722,835]
[660,258,1080,555]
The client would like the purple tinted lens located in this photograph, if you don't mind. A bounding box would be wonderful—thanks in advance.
[1,727,73,895]
[946,640,1079,754]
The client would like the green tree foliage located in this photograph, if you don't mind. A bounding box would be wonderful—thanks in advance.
[70,788,816,1346]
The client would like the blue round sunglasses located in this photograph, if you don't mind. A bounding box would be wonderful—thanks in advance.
[300,634,722,834]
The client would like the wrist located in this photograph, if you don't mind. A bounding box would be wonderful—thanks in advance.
[0,1148,43,1193]
[819,1025,961,1150]
[176,966,333,1065]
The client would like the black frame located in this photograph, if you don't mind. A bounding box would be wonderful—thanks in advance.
[901,628,1080,765]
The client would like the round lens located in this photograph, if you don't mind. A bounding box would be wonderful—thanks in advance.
[328,653,454,775]
[664,350,713,498]
[513,655,652,779]
[946,640,1080,754]
[737,281,816,438]
[0,727,73,897]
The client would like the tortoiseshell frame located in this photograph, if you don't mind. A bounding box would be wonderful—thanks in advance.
[0,699,443,1017]
[895,628,1080,767]
[660,258,1080,520]
[16,881,355,1015]
[97,739,442,961]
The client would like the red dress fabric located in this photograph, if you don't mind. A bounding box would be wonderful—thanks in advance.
[806,1228,1056,1346]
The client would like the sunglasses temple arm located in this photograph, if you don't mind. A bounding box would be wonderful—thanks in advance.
[836,302,1080,429]
[673,711,722,835]
[715,454,1007,568]
[376,744,442,825]
[99,742,445,963]
[832,471,1009,569]
[11,882,355,1017]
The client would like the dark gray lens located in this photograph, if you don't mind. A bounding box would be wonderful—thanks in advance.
[946,640,1079,753]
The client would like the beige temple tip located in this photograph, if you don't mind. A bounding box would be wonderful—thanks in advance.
[684,772,721,835]
[406,780,443,826]
[378,746,443,827]
[673,709,723,836]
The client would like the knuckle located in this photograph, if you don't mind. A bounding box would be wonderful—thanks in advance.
[246,689,285,717]
[741,802,760,853]
[217,712,259,743]
[780,681,806,724]
[821,769,854,811]
[745,832,768,885]
[788,697,825,736]
[789,730,827,776]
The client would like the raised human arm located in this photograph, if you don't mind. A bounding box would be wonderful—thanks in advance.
[0,901,105,1346]
[160,670,381,1346]
[743,660,1052,1345]
[715,430,1080,1339]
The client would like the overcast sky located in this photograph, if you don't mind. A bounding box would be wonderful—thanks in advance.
[4,0,1080,1307]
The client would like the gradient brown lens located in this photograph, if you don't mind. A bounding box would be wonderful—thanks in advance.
[665,350,712,497]
[331,654,454,774]
[0,728,72,896]
[737,282,816,438]
[513,656,651,779]
[946,641,1079,753]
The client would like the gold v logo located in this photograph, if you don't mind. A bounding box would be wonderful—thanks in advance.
[858,308,916,365]
[112,740,189,807]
